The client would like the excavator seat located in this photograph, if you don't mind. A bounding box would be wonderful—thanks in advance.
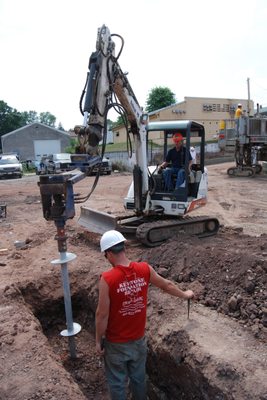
[190,170,202,183]
[188,170,202,197]
[152,167,202,198]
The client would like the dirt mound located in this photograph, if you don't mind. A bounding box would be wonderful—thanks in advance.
[140,227,267,341]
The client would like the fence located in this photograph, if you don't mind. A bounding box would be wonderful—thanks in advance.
[105,143,220,171]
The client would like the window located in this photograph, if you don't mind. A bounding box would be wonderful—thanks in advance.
[202,103,233,113]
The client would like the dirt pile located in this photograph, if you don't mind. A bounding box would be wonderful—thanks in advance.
[140,227,267,341]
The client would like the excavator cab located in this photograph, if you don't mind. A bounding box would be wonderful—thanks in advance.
[147,120,205,203]
[124,120,207,215]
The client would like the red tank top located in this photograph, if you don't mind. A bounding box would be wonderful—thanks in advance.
[102,261,150,343]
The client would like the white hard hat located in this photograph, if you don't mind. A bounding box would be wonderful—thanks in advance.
[100,230,126,252]
[238,103,242,107]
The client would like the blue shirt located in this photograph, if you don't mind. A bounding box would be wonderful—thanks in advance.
[166,146,192,168]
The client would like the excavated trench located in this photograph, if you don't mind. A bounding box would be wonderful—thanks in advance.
[21,285,228,400]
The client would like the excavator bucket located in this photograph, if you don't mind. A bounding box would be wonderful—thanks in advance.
[78,206,118,234]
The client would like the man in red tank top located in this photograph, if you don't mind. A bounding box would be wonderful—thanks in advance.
[95,230,194,400]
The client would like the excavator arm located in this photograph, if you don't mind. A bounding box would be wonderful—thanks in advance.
[75,25,141,145]
[74,24,149,197]
[74,26,113,151]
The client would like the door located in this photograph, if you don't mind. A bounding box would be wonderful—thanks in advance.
[34,140,61,160]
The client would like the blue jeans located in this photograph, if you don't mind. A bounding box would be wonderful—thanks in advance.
[163,167,185,190]
[104,337,147,400]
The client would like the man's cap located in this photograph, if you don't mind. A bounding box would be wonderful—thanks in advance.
[238,103,242,107]
[172,132,183,143]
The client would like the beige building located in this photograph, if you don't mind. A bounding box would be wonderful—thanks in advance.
[112,96,254,144]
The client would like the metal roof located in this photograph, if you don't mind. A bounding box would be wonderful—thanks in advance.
[146,120,204,132]
[1,122,70,138]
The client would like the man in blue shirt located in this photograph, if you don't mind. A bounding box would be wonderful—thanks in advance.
[159,132,192,191]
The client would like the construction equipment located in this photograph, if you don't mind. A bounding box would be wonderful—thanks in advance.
[219,115,267,177]
[38,25,219,247]
[71,24,219,247]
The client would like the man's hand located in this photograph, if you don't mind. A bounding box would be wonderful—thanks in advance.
[183,290,194,300]
[158,164,165,174]
[96,340,105,356]
[159,161,167,170]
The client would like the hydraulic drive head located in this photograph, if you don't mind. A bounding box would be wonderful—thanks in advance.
[38,175,75,226]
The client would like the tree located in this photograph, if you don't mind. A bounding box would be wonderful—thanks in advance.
[145,86,176,113]
[21,110,39,125]
[39,112,56,127]
[112,115,124,128]
[0,101,26,137]
[0,101,60,152]
[57,122,65,131]
[64,138,78,154]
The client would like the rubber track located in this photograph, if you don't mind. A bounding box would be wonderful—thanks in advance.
[227,166,255,177]
[136,215,220,247]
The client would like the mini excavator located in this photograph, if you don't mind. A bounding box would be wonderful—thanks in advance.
[38,25,219,247]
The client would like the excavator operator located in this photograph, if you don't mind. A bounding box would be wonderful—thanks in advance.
[159,132,193,192]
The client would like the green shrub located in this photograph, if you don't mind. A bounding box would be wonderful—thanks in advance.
[111,161,128,172]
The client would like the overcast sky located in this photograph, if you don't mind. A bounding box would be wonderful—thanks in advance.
[1,0,267,130]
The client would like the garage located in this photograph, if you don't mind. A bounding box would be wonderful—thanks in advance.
[1,122,71,161]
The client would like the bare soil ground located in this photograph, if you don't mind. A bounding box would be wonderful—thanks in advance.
[0,162,266,400]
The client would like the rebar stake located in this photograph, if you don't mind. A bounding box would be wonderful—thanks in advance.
[51,225,81,358]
